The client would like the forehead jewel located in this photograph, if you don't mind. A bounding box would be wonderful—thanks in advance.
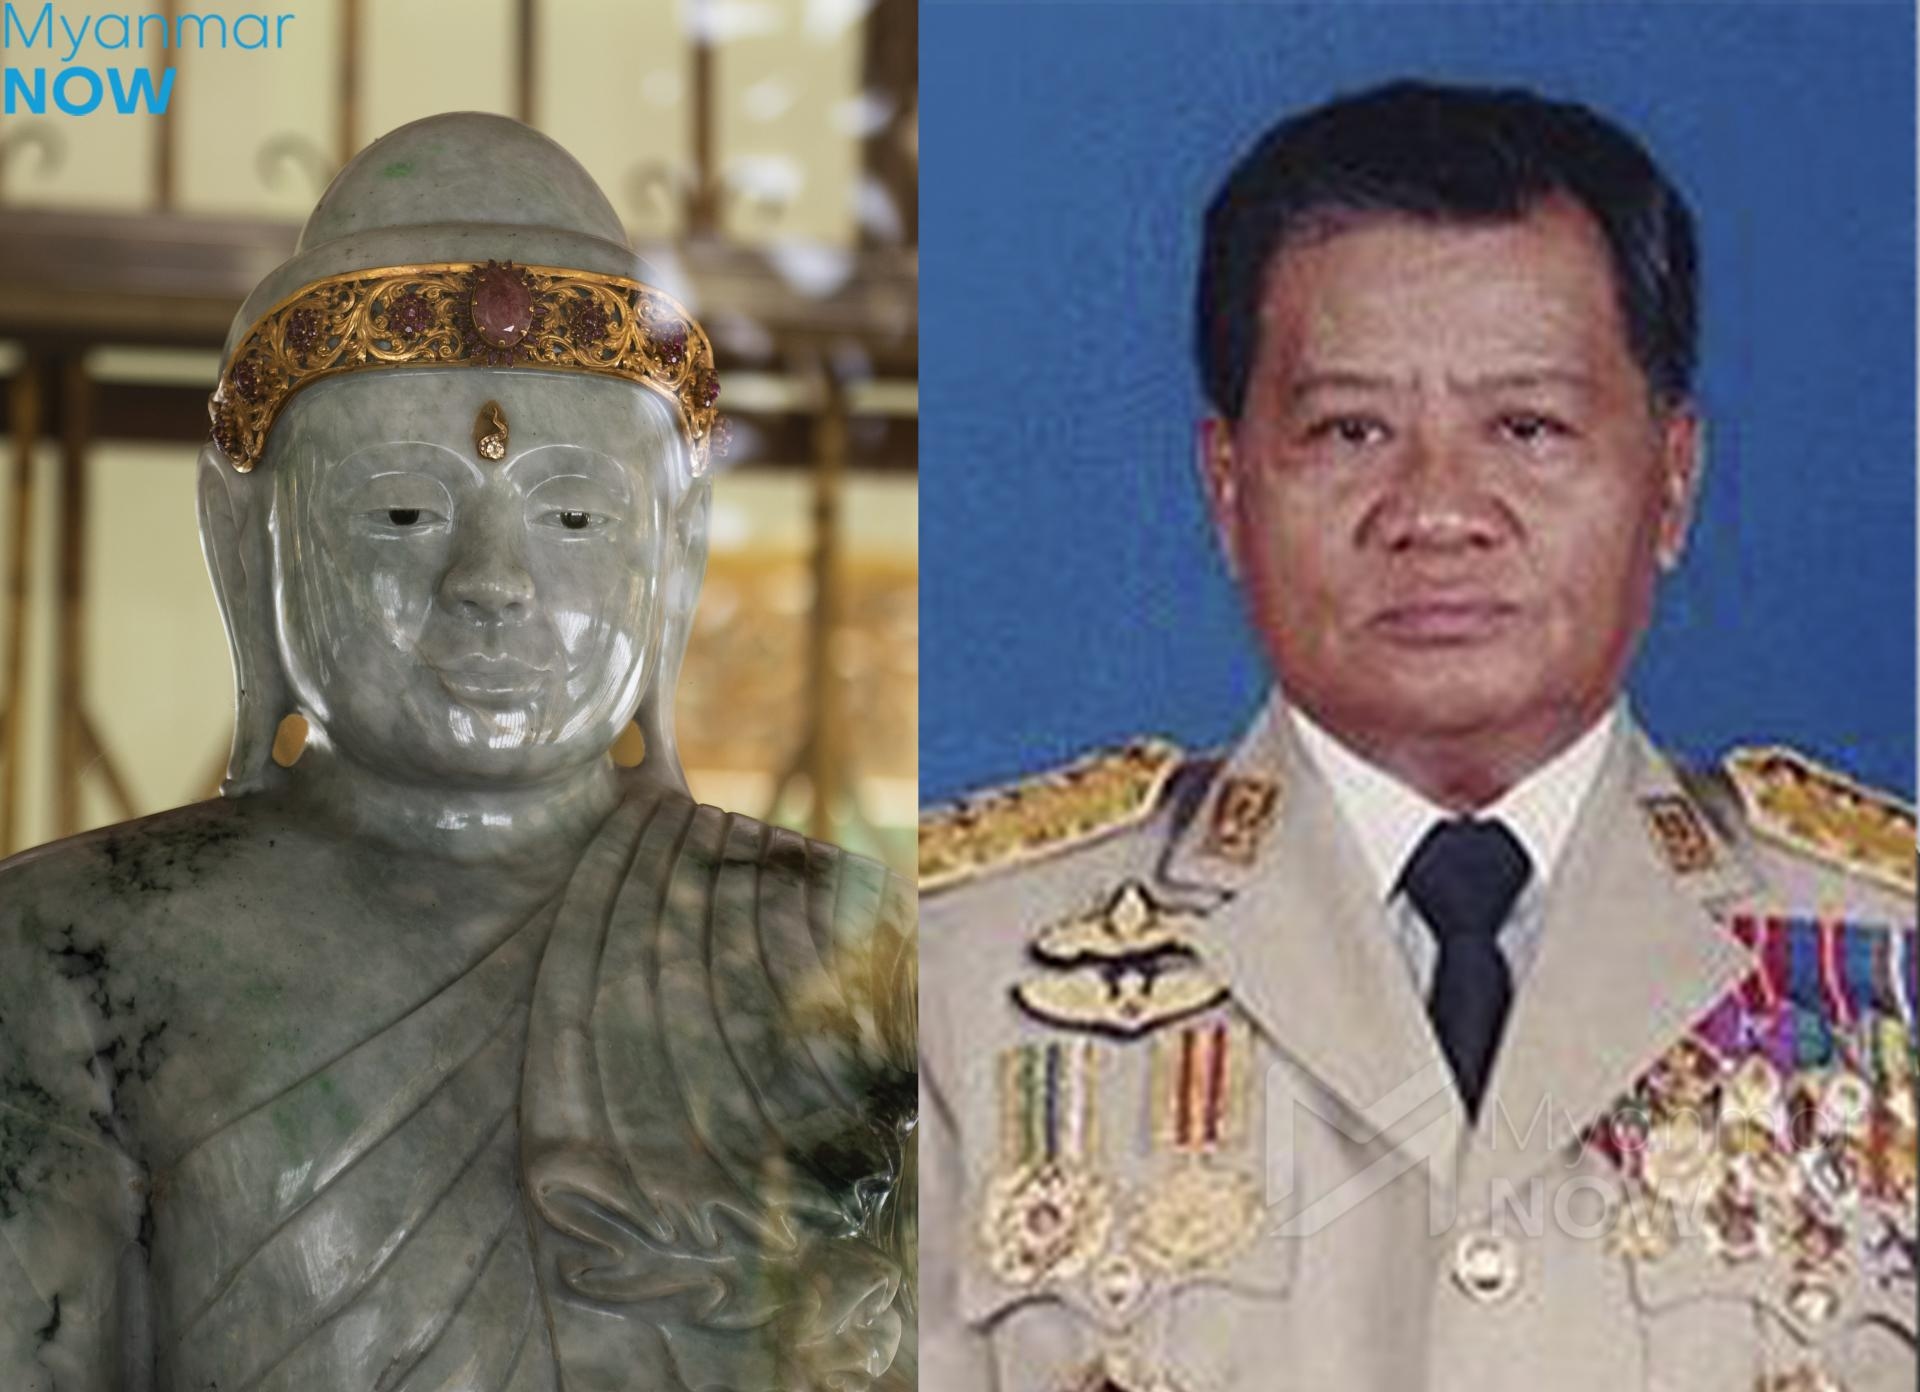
[475,401,508,461]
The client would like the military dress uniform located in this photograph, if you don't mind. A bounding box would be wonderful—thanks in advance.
[919,699,1918,1392]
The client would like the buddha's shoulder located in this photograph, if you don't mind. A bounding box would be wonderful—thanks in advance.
[917,739,1210,940]
[0,798,257,935]
[641,790,912,937]
[1677,742,1915,927]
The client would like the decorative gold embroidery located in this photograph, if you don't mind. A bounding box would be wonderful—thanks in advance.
[1727,745,1916,893]
[920,741,1182,891]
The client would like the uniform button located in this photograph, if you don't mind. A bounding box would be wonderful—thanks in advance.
[1452,1231,1520,1303]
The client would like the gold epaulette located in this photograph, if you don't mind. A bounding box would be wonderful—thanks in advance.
[1725,745,1916,895]
[919,740,1183,892]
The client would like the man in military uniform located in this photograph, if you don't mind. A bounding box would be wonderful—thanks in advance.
[920,83,1916,1392]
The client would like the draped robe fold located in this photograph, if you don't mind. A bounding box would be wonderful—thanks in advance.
[39,784,916,1391]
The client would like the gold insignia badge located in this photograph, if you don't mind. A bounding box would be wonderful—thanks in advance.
[1600,937,1919,1321]
[1132,1018,1262,1275]
[1131,1162,1262,1275]
[1015,969,1230,1039]
[1640,793,1719,875]
[1726,745,1916,893]
[921,741,1182,892]
[1203,775,1280,864]
[986,1042,1112,1286]
[1014,882,1229,1037]
[1032,882,1204,963]
[985,1162,1113,1287]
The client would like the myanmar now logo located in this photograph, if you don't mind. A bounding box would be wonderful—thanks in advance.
[4,63,173,114]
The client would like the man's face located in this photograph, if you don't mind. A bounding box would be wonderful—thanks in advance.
[1205,198,1698,779]
[270,370,681,785]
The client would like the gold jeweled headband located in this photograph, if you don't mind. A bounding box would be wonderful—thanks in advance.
[208,260,724,473]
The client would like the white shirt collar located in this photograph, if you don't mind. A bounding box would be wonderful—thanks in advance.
[1290,704,1620,901]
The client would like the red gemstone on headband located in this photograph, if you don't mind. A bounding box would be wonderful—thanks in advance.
[211,405,240,459]
[285,307,321,355]
[471,263,534,349]
[652,322,687,366]
[390,291,434,340]
[232,356,264,403]
[569,299,610,346]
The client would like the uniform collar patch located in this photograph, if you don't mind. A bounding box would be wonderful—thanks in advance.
[1640,792,1720,876]
[1202,775,1281,865]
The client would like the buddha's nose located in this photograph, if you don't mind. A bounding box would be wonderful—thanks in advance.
[440,515,534,623]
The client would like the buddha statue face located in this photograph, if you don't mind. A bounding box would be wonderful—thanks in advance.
[202,366,709,792]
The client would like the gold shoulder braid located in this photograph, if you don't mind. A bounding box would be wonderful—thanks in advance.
[919,741,1182,892]
[1725,745,1916,894]
[208,260,723,473]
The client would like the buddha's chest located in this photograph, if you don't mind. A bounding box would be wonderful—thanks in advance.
[127,901,550,1388]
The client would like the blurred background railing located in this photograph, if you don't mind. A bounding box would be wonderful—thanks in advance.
[0,0,918,872]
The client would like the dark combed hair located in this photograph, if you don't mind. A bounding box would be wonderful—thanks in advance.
[1196,80,1699,418]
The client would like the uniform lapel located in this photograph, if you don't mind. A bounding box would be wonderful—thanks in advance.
[1456,721,1759,1219]
[1162,698,1459,1154]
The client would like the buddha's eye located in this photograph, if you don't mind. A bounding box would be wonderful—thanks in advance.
[358,504,447,533]
[534,507,610,532]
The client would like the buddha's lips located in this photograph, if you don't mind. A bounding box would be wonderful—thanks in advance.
[432,656,552,701]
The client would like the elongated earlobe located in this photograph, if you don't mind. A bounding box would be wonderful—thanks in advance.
[631,475,710,796]
[198,445,294,795]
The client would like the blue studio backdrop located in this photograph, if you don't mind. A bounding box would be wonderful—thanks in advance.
[919,0,1916,803]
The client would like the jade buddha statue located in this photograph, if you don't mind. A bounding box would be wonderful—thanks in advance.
[0,113,915,1392]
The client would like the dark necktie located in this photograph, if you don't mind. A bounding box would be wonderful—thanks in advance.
[1398,818,1531,1121]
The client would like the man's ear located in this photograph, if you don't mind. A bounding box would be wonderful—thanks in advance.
[1653,407,1703,572]
[1198,416,1243,579]
[197,447,291,795]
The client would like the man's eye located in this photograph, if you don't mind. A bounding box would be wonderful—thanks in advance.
[1306,415,1389,447]
[560,511,590,530]
[387,508,421,526]
[1497,412,1572,444]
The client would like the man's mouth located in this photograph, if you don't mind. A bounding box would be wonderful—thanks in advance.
[1367,598,1522,645]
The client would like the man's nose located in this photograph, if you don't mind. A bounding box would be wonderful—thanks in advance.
[1366,427,1510,552]
[439,504,535,622]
